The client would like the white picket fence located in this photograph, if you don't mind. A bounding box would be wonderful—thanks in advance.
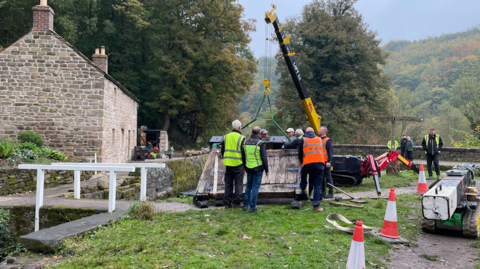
[18,162,165,232]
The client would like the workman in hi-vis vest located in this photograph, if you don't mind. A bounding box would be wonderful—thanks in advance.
[319,126,334,199]
[242,126,269,213]
[220,119,246,208]
[421,127,443,180]
[298,127,328,212]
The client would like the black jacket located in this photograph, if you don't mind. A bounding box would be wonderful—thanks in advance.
[220,129,246,167]
[421,134,443,155]
[400,138,408,149]
[284,136,301,149]
[243,134,269,173]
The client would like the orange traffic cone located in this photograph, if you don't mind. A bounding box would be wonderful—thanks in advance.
[346,220,366,269]
[379,188,400,239]
[416,164,428,194]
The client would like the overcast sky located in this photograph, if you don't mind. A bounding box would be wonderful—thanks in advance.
[240,0,480,58]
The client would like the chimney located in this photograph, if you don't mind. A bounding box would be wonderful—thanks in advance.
[33,0,54,32]
[92,46,108,74]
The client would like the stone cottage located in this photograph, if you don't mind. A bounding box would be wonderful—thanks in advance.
[0,0,138,163]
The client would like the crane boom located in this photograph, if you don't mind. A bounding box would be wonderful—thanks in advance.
[265,4,321,134]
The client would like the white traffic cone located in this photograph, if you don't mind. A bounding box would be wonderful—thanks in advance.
[416,164,428,194]
[346,220,365,269]
[379,188,400,239]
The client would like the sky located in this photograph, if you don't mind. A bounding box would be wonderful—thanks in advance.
[239,0,480,58]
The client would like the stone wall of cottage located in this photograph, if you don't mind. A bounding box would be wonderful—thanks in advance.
[0,31,104,158]
[101,79,138,163]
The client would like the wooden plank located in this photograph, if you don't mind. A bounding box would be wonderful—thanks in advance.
[329,202,364,208]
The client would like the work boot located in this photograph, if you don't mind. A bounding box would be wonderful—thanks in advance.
[309,194,313,200]
[313,206,324,212]
[323,193,333,199]
[427,176,433,180]
[243,206,248,212]
[249,208,261,213]
[437,175,441,180]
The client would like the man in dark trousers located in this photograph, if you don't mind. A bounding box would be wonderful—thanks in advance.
[242,126,269,213]
[319,126,334,199]
[220,119,246,208]
[421,128,443,180]
[298,127,327,212]
[400,135,408,158]
[407,136,414,161]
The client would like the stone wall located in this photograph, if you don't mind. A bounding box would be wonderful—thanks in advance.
[79,156,207,201]
[333,144,480,162]
[0,167,93,196]
[1,205,105,237]
[0,31,104,158]
[159,131,169,153]
[101,79,137,163]
[0,30,138,163]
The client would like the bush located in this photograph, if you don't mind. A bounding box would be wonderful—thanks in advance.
[0,140,16,158]
[127,201,156,220]
[47,150,67,161]
[18,142,40,155]
[39,146,53,155]
[17,131,44,147]
[0,209,23,258]
[7,149,38,162]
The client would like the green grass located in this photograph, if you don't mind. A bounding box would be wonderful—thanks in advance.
[51,194,423,268]
[341,170,419,193]
[420,254,439,261]
[159,195,194,204]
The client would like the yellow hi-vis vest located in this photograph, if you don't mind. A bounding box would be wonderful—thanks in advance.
[424,135,440,154]
[223,132,245,166]
[243,139,263,169]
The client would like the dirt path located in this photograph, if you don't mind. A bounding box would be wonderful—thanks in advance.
[383,179,480,269]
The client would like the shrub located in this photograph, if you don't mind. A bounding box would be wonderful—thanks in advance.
[39,146,53,155]
[0,209,23,258]
[18,142,40,155]
[17,131,44,147]
[7,149,38,162]
[127,201,156,220]
[0,140,16,158]
[47,150,67,161]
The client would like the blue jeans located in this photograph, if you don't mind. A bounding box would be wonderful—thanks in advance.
[300,163,325,206]
[243,171,263,209]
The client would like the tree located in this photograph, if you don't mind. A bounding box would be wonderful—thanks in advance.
[274,0,389,142]
[450,66,480,136]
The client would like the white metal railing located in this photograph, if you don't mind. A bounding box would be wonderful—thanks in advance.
[52,163,166,202]
[18,164,136,232]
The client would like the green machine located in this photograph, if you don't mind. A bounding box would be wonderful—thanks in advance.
[421,164,479,238]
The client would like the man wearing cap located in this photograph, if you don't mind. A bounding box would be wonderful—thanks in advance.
[282,129,304,149]
[286,128,295,137]
[260,129,269,141]
[220,119,246,208]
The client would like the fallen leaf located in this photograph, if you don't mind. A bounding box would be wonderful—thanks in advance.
[252,221,256,225]
[221,252,224,255]
[201,232,208,236]
[314,240,319,242]
[284,265,289,268]
[205,214,210,217]
[206,219,210,222]
[336,249,341,254]
[242,234,252,239]
[281,237,284,239]
[291,233,296,235]
[167,230,171,233]
[337,235,340,238]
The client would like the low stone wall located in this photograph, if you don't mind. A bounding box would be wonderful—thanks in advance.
[333,144,480,162]
[1,205,105,237]
[0,168,93,196]
[79,155,207,201]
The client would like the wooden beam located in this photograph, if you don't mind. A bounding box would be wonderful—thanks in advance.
[329,202,364,208]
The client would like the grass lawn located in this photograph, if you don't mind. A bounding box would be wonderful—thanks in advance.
[51,194,423,268]
[341,170,419,194]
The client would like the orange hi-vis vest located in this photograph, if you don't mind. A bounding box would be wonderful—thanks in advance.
[302,136,327,166]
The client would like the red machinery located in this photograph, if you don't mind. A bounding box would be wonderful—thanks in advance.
[360,152,419,197]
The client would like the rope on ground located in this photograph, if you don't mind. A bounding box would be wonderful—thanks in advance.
[323,213,378,234]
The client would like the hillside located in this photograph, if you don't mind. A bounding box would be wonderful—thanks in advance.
[382,27,480,146]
